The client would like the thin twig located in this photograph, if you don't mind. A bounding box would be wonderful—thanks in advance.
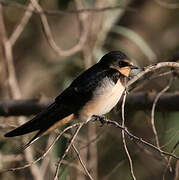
[30,0,88,57]
[0,123,81,173]
[0,0,136,15]
[151,70,178,80]
[40,134,54,179]
[92,116,179,160]
[0,5,42,180]
[163,141,179,180]
[127,62,179,88]
[151,77,173,148]
[72,144,94,180]
[53,123,84,180]
[151,77,174,174]
[121,90,136,180]
[2,117,179,176]
[0,5,21,98]
[9,2,35,46]
[131,69,178,92]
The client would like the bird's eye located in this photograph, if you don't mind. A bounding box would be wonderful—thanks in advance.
[118,61,126,67]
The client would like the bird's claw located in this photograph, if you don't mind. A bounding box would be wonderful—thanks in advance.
[125,88,129,94]
[92,115,106,126]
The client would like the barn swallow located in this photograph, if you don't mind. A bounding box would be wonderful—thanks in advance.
[4,51,139,149]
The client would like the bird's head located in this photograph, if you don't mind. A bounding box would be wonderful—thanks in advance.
[99,51,139,77]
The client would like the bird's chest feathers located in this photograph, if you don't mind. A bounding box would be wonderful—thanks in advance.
[80,78,125,119]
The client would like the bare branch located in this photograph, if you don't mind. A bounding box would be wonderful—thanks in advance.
[30,0,88,58]
[127,62,179,88]
[151,77,173,150]
[92,116,179,160]
[163,141,179,180]
[0,5,21,99]
[0,5,42,180]
[1,117,179,177]
[121,91,136,180]
[53,123,84,180]
[72,144,94,180]
[9,2,35,46]
[0,0,136,15]
[151,77,174,175]
[0,123,81,173]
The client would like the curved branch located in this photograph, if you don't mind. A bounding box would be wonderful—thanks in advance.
[127,62,179,87]
[92,116,179,160]
[30,0,88,57]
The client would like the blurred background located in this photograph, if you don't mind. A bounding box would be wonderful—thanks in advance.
[0,0,179,179]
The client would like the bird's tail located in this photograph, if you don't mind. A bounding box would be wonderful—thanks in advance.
[22,113,74,150]
[4,102,74,149]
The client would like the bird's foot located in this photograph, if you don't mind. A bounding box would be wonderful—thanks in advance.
[125,87,129,94]
[92,115,106,126]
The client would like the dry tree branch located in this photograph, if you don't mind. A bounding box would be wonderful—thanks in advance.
[0,5,42,180]
[92,116,179,160]
[121,90,136,180]
[0,0,136,15]
[53,123,84,180]
[1,118,179,176]
[131,69,178,92]
[0,123,81,173]
[150,70,178,80]
[163,141,179,180]
[30,0,88,58]
[0,63,178,116]
[72,144,94,180]
[0,5,21,98]
[39,134,54,179]
[151,77,173,149]
[151,76,174,174]
[0,61,179,178]
[0,123,82,175]
[127,62,179,88]
[9,2,35,46]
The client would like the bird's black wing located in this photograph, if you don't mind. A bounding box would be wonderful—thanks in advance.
[4,64,120,149]
[4,64,119,138]
[4,101,71,137]
[55,63,111,110]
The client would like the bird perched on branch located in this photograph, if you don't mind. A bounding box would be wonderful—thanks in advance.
[4,51,139,149]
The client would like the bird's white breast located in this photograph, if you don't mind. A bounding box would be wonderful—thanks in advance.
[79,78,125,121]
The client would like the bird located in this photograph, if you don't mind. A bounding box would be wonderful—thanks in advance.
[4,51,139,149]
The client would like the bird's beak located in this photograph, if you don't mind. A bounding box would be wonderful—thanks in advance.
[130,65,139,70]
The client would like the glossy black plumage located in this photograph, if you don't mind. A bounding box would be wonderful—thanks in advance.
[4,64,122,136]
[55,63,124,111]
[4,51,137,149]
